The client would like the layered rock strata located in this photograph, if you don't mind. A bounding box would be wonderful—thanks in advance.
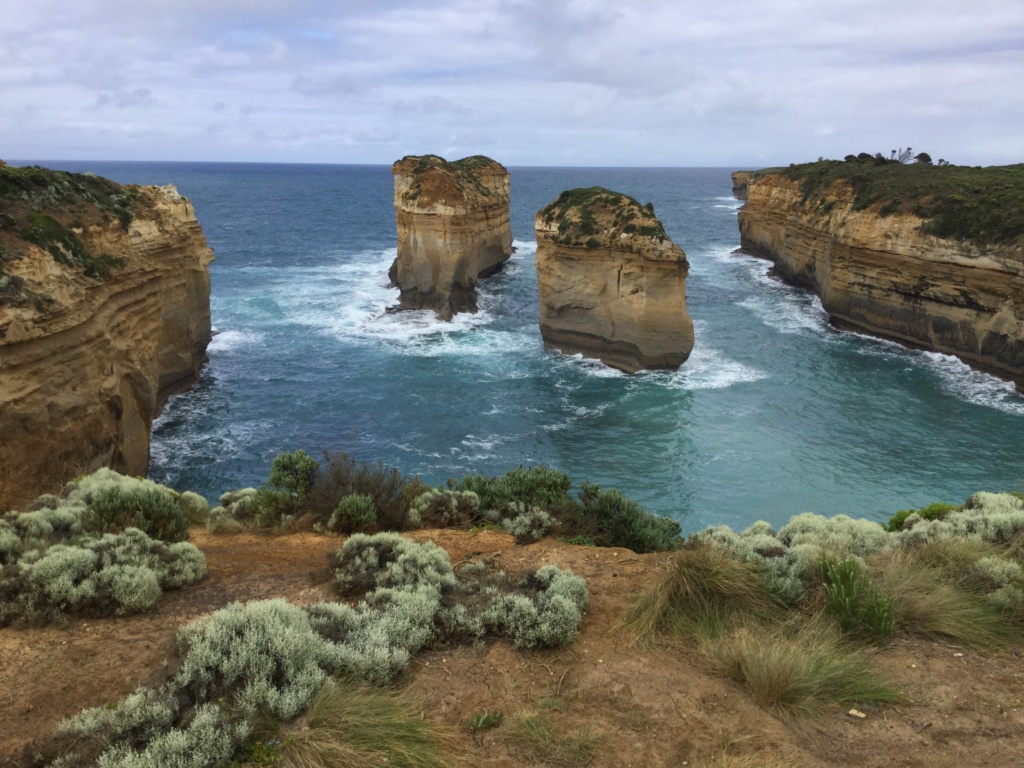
[390,155,513,321]
[737,172,1024,389]
[0,165,213,504]
[535,187,694,373]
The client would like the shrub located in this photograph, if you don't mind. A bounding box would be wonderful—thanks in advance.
[450,466,573,514]
[178,491,210,525]
[886,501,958,532]
[408,489,480,529]
[84,486,189,543]
[328,494,377,534]
[1,530,205,625]
[268,450,320,497]
[818,557,895,643]
[568,481,681,553]
[331,533,458,596]
[303,452,413,531]
[482,565,588,648]
[501,503,558,543]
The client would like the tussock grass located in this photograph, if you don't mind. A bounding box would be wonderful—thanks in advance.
[872,549,1012,649]
[705,620,900,718]
[504,712,601,768]
[277,679,464,768]
[619,543,780,645]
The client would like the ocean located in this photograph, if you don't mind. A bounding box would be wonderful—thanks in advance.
[26,161,1024,533]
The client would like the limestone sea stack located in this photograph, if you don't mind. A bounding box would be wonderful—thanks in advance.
[0,164,213,506]
[389,155,513,321]
[736,161,1024,390]
[535,187,694,373]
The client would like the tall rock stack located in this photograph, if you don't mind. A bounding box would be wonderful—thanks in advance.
[390,155,513,321]
[535,187,694,373]
[0,164,213,506]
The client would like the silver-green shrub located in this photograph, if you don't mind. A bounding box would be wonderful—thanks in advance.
[177,492,210,525]
[332,533,458,594]
[501,503,558,543]
[0,526,205,625]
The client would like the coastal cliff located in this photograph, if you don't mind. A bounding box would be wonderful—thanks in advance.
[731,171,750,201]
[535,187,694,373]
[389,155,512,321]
[0,164,213,505]
[737,162,1024,389]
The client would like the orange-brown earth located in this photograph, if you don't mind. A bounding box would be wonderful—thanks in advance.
[1,529,1022,767]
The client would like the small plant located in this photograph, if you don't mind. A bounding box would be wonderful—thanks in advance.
[501,503,558,543]
[818,557,895,643]
[466,710,504,732]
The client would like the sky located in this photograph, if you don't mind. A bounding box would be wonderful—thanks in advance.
[2,0,1023,167]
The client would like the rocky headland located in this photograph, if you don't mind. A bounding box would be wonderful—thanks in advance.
[389,154,512,321]
[731,170,750,201]
[736,160,1024,389]
[0,163,213,505]
[535,187,694,373]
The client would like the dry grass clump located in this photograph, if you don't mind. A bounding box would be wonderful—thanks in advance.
[619,542,780,645]
[871,547,1013,649]
[705,620,900,718]
[275,679,465,768]
[504,712,601,768]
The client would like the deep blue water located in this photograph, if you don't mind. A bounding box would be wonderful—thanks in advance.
[24,161,1024,532]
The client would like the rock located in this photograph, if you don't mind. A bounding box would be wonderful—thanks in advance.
[389,155,512,321]
[535,187,694,373]
[731,171,750,201]
[0,166,213,506]
[737,172,1024,390]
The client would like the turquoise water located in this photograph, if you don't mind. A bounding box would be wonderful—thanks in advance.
[30,161,1024,532]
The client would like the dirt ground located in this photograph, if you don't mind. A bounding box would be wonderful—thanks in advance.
[1,529,1022,766]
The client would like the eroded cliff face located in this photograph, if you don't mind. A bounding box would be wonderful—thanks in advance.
[731,171,750,201]
[535,188,694,373]
[0,168,213,505]
[737,173,1024,388]
[390,155,512,321]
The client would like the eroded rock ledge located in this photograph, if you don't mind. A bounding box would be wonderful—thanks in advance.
[389,155,512,321]
[0,164,213,504]
[737,169,1024,390]
[535,187,694,373]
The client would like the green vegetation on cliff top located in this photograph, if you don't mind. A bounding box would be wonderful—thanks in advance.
[751,159,1024,246]
[538,186,667,249]
[0,164,138,305]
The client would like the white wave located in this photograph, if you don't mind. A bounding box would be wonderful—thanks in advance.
[649,343,768,391]
[208,329,264,353]
[919,352,1024,416]
[737,294,830,335]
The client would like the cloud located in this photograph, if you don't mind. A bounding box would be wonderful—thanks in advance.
[1,0,1021,165]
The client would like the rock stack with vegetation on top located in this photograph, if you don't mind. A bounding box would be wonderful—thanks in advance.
[389,154,513,321]
[534,187,694,373]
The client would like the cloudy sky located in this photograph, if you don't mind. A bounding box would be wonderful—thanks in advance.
[3,0,1022,167]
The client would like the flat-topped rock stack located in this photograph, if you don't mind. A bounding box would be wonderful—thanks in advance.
[534,187,694,373]
[389,155,513,321]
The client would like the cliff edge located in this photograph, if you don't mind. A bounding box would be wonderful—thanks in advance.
[389,155,512,321]
[737,161,1024,390]
[0,164,213,505]
[535,187,694,373]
